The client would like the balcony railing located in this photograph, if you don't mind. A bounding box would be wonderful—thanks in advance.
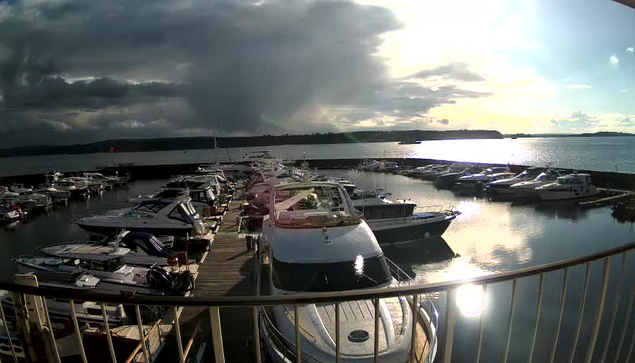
[1,240,635,362]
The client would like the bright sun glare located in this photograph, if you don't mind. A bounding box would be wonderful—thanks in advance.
[456,284,487,318]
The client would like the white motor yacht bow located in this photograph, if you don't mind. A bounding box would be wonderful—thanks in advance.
[257,182,437,363]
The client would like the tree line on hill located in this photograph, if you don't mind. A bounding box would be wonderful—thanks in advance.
[0,129,503,157]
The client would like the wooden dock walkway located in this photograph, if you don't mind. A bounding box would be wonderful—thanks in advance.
[171,193,258,362]
[579,187,635,208]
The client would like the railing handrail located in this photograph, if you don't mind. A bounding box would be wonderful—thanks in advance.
[4,240,635,307]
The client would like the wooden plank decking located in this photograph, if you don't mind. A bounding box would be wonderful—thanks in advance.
[173,194,258,362]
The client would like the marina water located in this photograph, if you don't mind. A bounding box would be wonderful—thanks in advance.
[1,168,634,361]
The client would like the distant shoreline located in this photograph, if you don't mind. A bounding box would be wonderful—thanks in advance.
[0,129,503,158]
[504,131,635,138]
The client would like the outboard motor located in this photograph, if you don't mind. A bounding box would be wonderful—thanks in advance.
[145,266,173,294]
[170,270,195,296]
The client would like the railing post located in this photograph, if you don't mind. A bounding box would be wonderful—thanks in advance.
[374,298,380,363]
[569,263,591,363]
[528,274,545,363]
[615,281,635,362]
[585,257,611,363]
[503,279,518,363]
[550,268,569,363]
[209,306,225,363]
[443,289,456,363]
[0,300,18,363]
[173,307,185,363]
[475,284,488,363]
[410,294,419,363]
[252,307,262,363]
[69,300,88,363]
[135,306,151,363]
[600,252,627,363]
[335,303,341,363]
[101,304,117,363]
[294,305,301,363]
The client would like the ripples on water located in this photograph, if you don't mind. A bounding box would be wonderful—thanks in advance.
[2,136,635,176]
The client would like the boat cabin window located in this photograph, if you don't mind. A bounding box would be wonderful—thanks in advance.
[168,205,189,222]
[156,190,181,199]
[370,207,383,220]
[534,173,550,181]
[360,205,408,220]
[183,201,198,216]
[271,255,392,292]
[272,185,360,227]
[135,202,168,214]
[90,258,124,272]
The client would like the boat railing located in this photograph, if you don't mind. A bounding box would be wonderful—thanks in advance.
[386,257,414,285]
[2,240,635,362]
[414,205,454,214]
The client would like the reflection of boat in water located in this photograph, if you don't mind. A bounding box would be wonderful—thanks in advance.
[381,237,456,272]
[257,182,438,363]
[532,200,590,221]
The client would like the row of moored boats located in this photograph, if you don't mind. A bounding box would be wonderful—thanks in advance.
[363,160,600,201]
[1,167,238,359]
[0,172,129,225]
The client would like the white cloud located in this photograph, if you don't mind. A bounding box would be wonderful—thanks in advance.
[41,119,73,132]
[567,84,592,89]
[627,47,634,53]
[549,111,600,130]
[621,89,630,93]
[610,55,620,66]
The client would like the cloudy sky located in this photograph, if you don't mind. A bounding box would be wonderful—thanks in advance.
[1,0,635,147]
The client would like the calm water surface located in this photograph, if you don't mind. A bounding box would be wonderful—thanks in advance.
[2,136,635,176]
[1,170,634,361]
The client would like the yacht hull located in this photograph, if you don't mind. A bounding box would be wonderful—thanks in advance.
[538,189,599,201]
[367,215,454,246]
[75,222,195,238]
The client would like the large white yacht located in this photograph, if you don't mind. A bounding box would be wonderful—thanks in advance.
[75,199,206,238]
[536,173,600,200]
[257,182,437,363]
[508,169,567,196]
[456,166,511,185]
[486,167,545,195]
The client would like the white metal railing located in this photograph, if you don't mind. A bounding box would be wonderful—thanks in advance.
[1,241,635,362]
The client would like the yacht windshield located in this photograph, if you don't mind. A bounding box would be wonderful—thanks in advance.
[272,255,392,292]
[273,185,360,227]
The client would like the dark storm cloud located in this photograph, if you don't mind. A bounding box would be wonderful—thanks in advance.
[407,63,486,82]
[0,0,490,147]
[1,77,182,110]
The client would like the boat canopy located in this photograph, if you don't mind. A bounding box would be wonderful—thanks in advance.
[271,184,361,227]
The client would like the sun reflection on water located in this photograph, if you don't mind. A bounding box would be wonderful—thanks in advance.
[428,259,491,318]
[456,284,486,318]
